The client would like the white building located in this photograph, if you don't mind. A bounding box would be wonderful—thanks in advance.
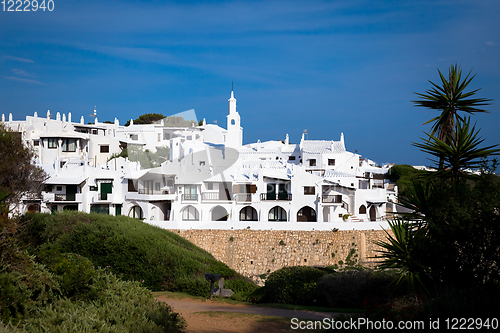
[2,90,397,230]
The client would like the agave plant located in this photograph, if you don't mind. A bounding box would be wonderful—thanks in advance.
[374,218,429,294]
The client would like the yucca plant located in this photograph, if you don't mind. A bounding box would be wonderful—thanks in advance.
[412,64,492,167]
[374,218,429,295]
[413,117,500,183]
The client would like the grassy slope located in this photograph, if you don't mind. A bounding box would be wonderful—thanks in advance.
[21,211,254,296]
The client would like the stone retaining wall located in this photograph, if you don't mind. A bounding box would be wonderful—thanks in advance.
[174,229,390,280]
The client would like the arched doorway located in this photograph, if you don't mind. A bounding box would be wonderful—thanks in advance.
[369,205,377,221]
[128,205,143,219]
[181,205,199,221]
[27,204,40,214]
[268,206,287,221]
[297,206,316,222]
[240,206,258,221]
[212,206,228,221]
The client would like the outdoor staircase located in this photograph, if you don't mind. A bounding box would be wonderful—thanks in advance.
[350,215,364,222]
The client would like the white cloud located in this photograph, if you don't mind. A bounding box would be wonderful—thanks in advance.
[12,69,37,78]
[4,76,42,85]
[486,41,496,46]
[3,56,35,63]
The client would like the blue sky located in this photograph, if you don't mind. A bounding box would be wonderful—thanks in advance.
[1,0,499,166]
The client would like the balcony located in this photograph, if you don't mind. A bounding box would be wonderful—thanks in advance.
[322,195,342,203]
[138,189,170,195]
[52,193,82,202]
[234,193,252,203]
[201,192,232,201]
[181,193,198,201]
[260,193,292,201]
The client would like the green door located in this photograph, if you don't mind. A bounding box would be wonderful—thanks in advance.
[267,184,276,200]
[66,185,77,201]
[278,184,287,200]
[115,204,122,216]
[100,183,112,200]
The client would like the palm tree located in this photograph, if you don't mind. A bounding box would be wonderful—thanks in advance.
[413,117,500,183]
[412,64,492,166]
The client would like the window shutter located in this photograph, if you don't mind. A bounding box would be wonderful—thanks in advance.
[250,184,257,193]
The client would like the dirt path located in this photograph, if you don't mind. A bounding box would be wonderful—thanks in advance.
[155,296,336,333]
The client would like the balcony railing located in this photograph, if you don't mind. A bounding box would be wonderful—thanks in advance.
[53,193,82,202]
[201,192,232,201]
[234,193,251,203]
[54,193,76,201]
[260,193,292,201]
[138,189,170,195]
[322,195,342,203]
[182,193,198,201]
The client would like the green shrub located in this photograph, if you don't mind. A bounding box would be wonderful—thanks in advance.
[316,269,402,309]
[259,266,328,305]
[18,269,185,333]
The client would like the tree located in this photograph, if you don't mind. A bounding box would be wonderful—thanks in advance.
[412,64,491,167]
[124,113,165,126]
[376,65,500,297]
[412,117,500,183]
[0,123,47,209]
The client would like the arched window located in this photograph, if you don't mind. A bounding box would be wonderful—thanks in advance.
[359,205,366,214]
[212,206,228,221]
[240,206,258,221]
[27,204,40,214]
[182,205,199,221]
[128,205,143,219]
[268,206,287,221]
[297,206,316,222]
[231,119,235,125]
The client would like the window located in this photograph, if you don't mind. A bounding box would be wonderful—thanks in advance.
[48,138,57,149]
[167,179,174,186]
[328,159,335,166]
[89,186,98,191]
[163,132,170,140]
[239,206,258,221]
[155,182,161,191]
[158,133,161,142]
[62,139,76,152]
[231,119,235,125]
[128,180,137,192]
[199,161,205,166]
[100,145,109,153]
[304,186,315,195]
[56,186,63,192]
[207,183,213,190]
[92,129,98,135]
[33,140,39,146]
[288,156,296,161]
[182,206,199,221]
[269,206,287,221]
[131,134,138,140]
[309,159,316,167]
[184,185,197,200]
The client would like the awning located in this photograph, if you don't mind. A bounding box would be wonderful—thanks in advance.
[45,176,88,185]
[123,169,149,179]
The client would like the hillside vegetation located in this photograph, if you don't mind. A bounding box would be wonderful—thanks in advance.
[20,212,255,296]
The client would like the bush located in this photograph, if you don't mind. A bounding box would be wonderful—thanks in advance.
[19,269,185,333]
[316,269,402,309]
[259,266,328,305]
